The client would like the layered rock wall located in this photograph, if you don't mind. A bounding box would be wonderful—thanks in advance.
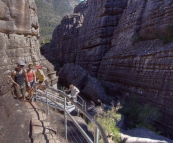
[98,0,173,137]
[43,0,173,137]
[77,0,128,76]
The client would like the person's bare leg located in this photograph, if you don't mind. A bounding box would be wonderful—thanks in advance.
[36,84,40,90]
[22,94,26,102]
[42,85,46,93]
[29,89,33,101]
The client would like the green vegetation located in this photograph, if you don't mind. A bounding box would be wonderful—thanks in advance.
[88,107,122,143]
[44,38,51,44]
[35,0,80,38]
[131,25,173,44]
[160,25,173,44]
[119,95,161,134]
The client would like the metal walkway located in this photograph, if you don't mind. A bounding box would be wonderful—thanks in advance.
[35,89,76,113]
[33,84,109,143]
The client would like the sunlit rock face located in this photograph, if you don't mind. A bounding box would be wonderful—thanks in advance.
[0,0,57,92]
[0,0,39,96]
[0,1,57,142]
[45,0,173,137]
[0,0,39,36]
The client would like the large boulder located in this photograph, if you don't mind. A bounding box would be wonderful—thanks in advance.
[58,63,110,104]
[121,127,173,143]
[0,92,31,143]
[82,76,108,103]
[58,63,88,88]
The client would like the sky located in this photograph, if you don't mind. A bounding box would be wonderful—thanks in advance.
[80,0,84,1]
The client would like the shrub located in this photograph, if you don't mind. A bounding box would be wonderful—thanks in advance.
[88,107,121,143]
[119,95,161,133]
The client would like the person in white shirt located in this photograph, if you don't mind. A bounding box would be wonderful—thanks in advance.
[65,84,80,102]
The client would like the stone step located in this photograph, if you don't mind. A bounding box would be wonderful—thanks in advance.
[32,124,51,134]
[32,133,60,143]
[25,102,61,143]
[30,111,47,120]
[32,120,50,127]
[33,139,60,143]
[32,133,58,141]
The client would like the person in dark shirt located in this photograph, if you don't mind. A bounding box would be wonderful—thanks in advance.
[11,61,29,102]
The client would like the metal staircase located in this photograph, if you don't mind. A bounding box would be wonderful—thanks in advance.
[32,83,109,143]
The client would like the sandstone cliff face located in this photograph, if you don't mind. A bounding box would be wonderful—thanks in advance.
[77,0,128,76]
[43,0,173,137]
[0,0,57,142]
[98,0,173,135]
[0,0,57,90]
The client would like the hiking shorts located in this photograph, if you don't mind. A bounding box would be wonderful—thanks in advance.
[67,94,77,102]
[39,81,45,85]
[14,83,26,97]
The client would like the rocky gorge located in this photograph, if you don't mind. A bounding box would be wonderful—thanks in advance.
[41,0,173,138]
[0,0,57,142]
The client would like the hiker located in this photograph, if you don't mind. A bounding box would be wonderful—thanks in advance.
[65,84,80,102]
[35,65,46,92]
[26,63,36,102]
[11,61,30,102]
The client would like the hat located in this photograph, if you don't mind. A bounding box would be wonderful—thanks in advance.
[36,65,41,69]
[18,61,26,66]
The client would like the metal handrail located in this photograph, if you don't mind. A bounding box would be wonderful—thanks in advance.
[36,89,93,142]
[45,85,109,143]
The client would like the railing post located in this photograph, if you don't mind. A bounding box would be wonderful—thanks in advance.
[84,101,87,111]
[77,108,80,117]
[82,101,87,121]
[64,97,67,140]
[94,127,99,143]
[82,100,85,109]
[46,89,49,115]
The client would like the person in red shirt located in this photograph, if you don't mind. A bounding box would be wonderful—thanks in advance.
[26,64,36,101]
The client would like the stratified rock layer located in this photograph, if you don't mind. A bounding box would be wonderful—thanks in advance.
[98,0,173,136]
[43,0,173,138]
[77,0,128,76]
